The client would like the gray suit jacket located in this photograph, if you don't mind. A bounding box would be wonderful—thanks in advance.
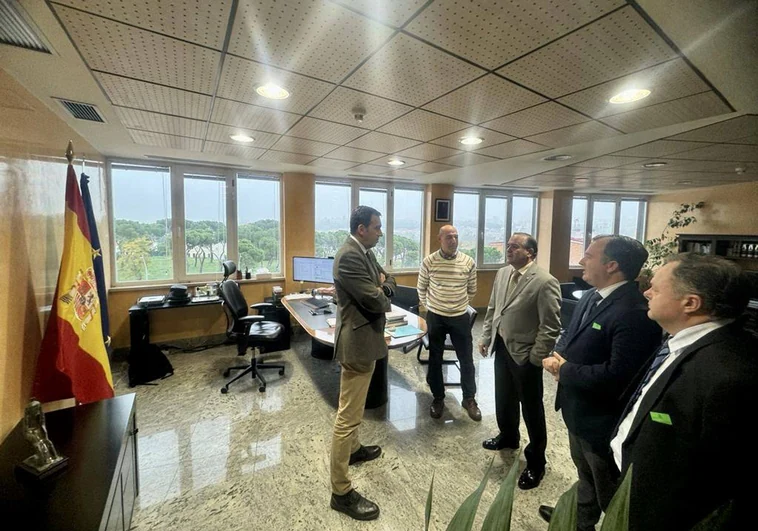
[333,237,396,370]
[480,263,562,366]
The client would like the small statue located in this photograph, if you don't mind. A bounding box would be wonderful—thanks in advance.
[18,399,67,478]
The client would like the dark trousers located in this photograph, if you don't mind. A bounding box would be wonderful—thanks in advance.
[568,431,620,531]
[426,310,476,399]
[494,334,547,470]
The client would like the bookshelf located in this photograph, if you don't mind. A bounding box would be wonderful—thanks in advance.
[678,234,758,270]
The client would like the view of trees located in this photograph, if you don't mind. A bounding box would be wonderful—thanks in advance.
[314,231,421,269]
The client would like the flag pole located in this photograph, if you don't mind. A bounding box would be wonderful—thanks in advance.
[65,140,74,164]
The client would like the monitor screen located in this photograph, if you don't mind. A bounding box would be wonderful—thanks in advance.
[292,256,334,284]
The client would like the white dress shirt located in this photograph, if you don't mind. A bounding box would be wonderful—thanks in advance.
[349,234,368,255]
[596,280,628,301]
[611,319,733,469]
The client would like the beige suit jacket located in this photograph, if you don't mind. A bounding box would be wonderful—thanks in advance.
[480,263,562,366]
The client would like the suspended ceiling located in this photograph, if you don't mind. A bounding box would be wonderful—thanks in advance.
[1,0,756,193]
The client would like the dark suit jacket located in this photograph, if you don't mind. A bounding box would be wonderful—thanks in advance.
[616,323,758,531]
[555,282,661,450]
[333,237,396,370]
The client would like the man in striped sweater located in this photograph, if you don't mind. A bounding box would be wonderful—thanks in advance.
[417,225,480,421]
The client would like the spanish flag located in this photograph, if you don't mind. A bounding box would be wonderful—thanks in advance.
[33,165,114,404]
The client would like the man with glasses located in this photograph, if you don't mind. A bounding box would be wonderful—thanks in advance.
[479,233,561,490]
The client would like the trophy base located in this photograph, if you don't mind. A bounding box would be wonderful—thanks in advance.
[16,455,69,481]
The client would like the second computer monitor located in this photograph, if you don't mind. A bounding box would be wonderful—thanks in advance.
[292,256,334,284]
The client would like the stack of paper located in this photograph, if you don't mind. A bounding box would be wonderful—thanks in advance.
[385,310,407,326]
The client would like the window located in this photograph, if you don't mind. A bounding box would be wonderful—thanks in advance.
[570,195,647,266]
[453,191,538,267]
[359,187,387,265]
[314,182,351,258]
[109,161,282,285]
[392,188,424,269]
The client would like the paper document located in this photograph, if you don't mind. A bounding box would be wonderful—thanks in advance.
[385,310,407,321]
[389,325,424,338]
[285,293,312,300]
[326,317,336,327]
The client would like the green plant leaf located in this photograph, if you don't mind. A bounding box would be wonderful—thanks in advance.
[425,472,435,531]
[548,482,578,531]
[600,464,632,531]
[690,499,735,530]
[446,457,494,531]
[481,452,521,531]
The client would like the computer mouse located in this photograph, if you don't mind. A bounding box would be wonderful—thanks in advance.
[322,308,332,314]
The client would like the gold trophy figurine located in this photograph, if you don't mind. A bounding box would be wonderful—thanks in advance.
[17,399,68,479]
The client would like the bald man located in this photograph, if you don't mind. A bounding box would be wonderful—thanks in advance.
[417,225,480,421]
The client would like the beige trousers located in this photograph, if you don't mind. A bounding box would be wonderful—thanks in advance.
[330,360,376,495]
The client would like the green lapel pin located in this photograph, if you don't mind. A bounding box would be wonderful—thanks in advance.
[650,412,672,425]
[592,322,602,330]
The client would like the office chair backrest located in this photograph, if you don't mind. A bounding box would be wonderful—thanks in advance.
[465,305,477,329]
[393,285,420,312]
[219,261,249,336]
[222,260,237,280]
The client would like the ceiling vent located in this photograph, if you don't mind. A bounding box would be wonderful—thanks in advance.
[0,0,51,53]
[54,98,106,123]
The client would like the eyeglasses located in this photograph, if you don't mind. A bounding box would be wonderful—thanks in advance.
[505,243,524,250]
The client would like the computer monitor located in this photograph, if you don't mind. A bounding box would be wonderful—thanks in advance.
[292,256,334,284]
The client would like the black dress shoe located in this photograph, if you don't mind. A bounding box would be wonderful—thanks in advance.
[482,434,519,451]
[430,398,444,419]
[349,445,382,465]
[538,505,554,523]
[330,489,380,521]
[518,467,545,490]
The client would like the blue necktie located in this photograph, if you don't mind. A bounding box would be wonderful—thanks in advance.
[625,341,672,413]
[580,291,602,325]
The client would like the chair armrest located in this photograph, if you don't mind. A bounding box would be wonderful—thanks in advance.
[409,304,420,316]
[239,315,265,324]
[250,302,274,314]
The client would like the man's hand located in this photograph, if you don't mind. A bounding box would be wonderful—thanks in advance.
[379,272,386,284]
[542,352,566,381]
[479,342,489,357]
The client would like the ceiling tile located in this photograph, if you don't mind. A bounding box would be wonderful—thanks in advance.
[525,121,621,147]
[203,141,266,159]
[343,33,485,107]
[383,168,426,179]
[270,136,338,156]
[413,162,457,174]
[114,108,207,138]
[618,158,757,174]
[395,143,463,161]
[368,155,426,168]
[610,140,708,158]
[422,74,545,124]
[217,56,335,114]
[583,168,647,178]
[96,73,212,120]
[538,167,598,177]
[435,152,499,167]
[128,130,203,151]
[664,143,758,162]
[307,86,413,130]
[573,155,648,168]
[55,6,221,94]
[55,0,233,49]
[326,146,387,163]
[557,58,710,118]
[378,110,469,142]
[258,151,317,165]
[405,0,624,69]
[347,131,419,152]
[481,102,589,137]
[430,127,515,150]
[668,115,758,143]
[350,163,391,175]
[498,6,677,98]
[285,117,368,144]
[206,123,281,149]
[229,0,393,83]
[728,134,758,145]
[338,0,427,27]
[307,158,358,171]
[477,139,549,159]
[211,100,301,133]
[599,92,731,133]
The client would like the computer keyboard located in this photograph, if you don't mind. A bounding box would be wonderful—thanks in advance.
[192,295,220,303]
[303,297,330,309]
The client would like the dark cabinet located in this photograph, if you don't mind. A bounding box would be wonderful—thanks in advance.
[678,234,758,271]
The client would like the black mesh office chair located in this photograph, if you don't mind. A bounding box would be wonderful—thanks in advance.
[218,261,285,393]
[416,305,478,387]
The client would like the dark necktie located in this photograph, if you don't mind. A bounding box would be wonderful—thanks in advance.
[580,291,602,325]
[624,341,672,415]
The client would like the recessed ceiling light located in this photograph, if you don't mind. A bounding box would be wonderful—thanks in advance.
[574,177,589,183]
[256,83,290,100]
[459,136,484,146]
[643,162,667,168]
[677,180,693,185]
[230,134,255,143]
[542,154,573,161]
[387,159,405,166]
[609,88,651,104]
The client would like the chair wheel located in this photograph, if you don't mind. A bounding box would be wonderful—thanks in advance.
[278,369,285,375]
[258,386,266,393]
[223,370,230,377]
[220,387,228,394]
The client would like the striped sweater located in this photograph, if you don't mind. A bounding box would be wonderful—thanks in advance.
[417,250,477,317]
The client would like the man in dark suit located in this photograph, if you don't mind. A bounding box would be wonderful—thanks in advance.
[539,235,661,531]
[479,233,562,490]
[610,253,757,530]
[329,206,396,521]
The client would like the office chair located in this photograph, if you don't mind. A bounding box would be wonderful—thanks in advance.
[218,260,285,393]
[416,305,478,387]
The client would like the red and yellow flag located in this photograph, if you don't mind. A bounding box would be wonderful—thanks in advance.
[33,165,114,404]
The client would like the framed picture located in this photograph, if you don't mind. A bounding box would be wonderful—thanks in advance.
[434,199,451,222]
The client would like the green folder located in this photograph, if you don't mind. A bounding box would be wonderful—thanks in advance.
[389,324,424,338]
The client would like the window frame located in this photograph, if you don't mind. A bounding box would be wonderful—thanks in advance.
[452,188,539,269]
[107,158,282,286]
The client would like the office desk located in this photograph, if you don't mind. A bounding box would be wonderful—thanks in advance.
[281,295,427,408]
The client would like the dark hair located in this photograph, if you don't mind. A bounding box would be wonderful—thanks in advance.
[665,253,750,319]
[512,232,538,258]
[350,205,381,234]
[593,235,648,281]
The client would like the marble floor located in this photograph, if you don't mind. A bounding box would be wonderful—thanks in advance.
[114,318,578,531]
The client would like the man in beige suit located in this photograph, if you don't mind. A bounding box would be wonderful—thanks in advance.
[329,205,396,521]
[479,233,561,490]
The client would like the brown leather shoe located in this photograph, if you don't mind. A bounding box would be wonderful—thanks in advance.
[462,398,482,421]
[430,398,444,419]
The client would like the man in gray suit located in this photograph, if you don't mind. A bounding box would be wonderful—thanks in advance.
[479,233,561,490]
[329,205,396,521]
